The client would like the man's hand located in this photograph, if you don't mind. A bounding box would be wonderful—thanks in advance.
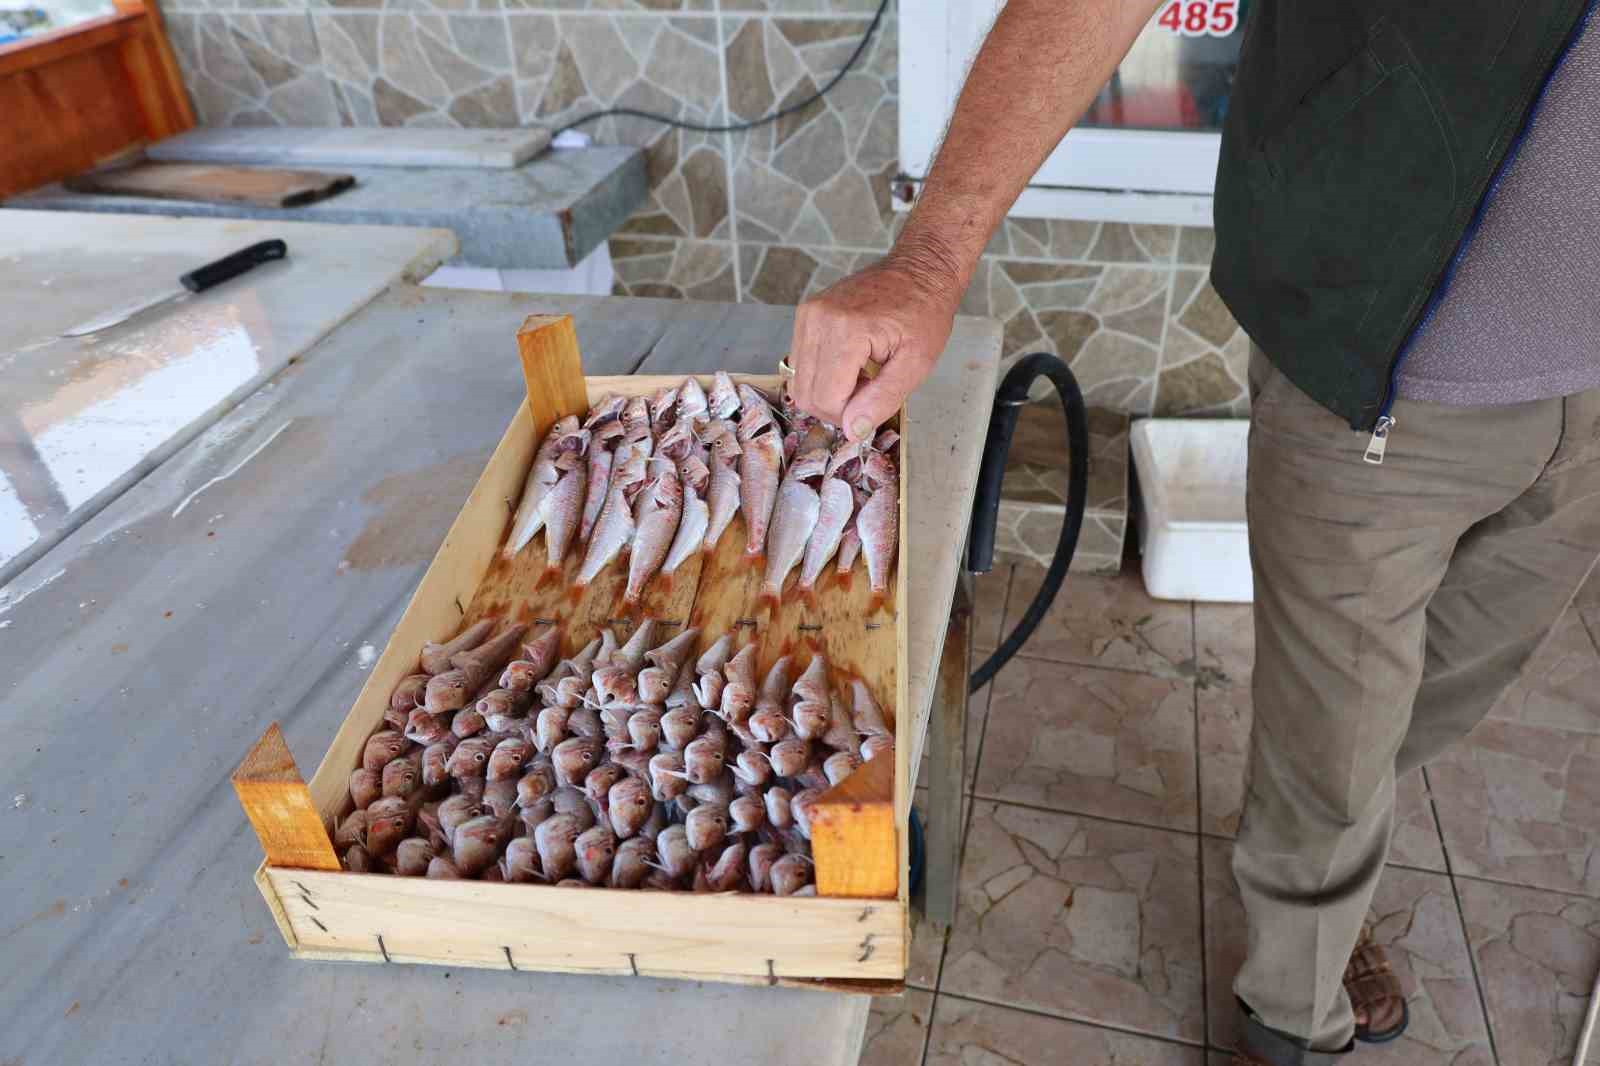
[784,0,1160,437]
[789,242,964,441]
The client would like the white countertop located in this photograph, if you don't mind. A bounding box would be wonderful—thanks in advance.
[0,210,456,583]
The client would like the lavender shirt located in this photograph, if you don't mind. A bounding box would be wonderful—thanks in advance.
[1397,14,1600,406]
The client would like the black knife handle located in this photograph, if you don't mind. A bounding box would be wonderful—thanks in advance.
[180,239,288,293]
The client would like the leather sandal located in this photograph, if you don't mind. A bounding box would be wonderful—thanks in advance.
[1345,924,1409,1043]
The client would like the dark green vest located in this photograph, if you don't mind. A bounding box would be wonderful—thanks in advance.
[1212,0,1591,430]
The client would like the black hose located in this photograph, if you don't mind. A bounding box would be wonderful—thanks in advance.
[968,353,1090,693]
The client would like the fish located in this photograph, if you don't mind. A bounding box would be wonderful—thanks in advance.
[638,628,699,701]
[795,760,830,793]
[729,793,766,834]
[624,708,663,753]
[790,788,825,839]
[422,673,468,717]
[575,483,635,587]
[500,629,560,693]
[824,751,861,787]
[610,747,652,780]
[578,442,615,546]
[420,620,494,677]
[505,416,586,558]
[607,776,655,839]
[566,705,603,739]
[450,623,529,690]
[861,734,894,763]
[611,619,656,672]
[575,824,617,884]
[591,664,637,706]
[366,796,414,855]
[551,736,604,788]
[395,837,434,877]
[702,421,743,552]
[662,481,709,576]
[862,449,898,491]
[654,825,697,880]
[624,466,682,604]
[761,476,820,598]
[791,700,831,742]
[739,431,784,557]
[453,813,510,876]
[659,707,700,751]
[764,786,793,829]
[611,836,656,889]
[825,438,864,481]
[487,737,531,781]
[874,428,900,451]
[821,691,862,756]
[620,396,653,447]
[515,761,557,808]
[695,671,726,715]
[748,842,783,892]
[389,672,429,714]
[834,486,869,574]
[678,377,709,425]
[585,393,627,430]
[682,736,726,784]
[736,384,777,438]
[541,452,587,570]
[731,748,771,789]
[798,477,855,592]
[343,844,372,873]
[759,656,792,709]
[851,679,891,737]
[770,854,811,896]
[550,786,598,830]
[720,643,759,722]
[857,484,899,596]
[381,756,421,800]
[657,420,698,462]
[437,794,484,843]
[695,634,733,675]
[707,371,740,420]
[768,738,810,778]
[665,661,698,711]
[749,708,791,744]
[687,774,735,808]
[476,688,525,729]
[534,813,584,882]
[446,736,496,780]
[648,752,689,802]
[582,763,625,810]
[701,840,746,893]
[451,706,487,739]
[539,672,587,711]
[362,731,408,772]
[349,768,381,810]
[335,809,367,850]
[533,706,569,755]
[482,776,518,819]
[426,857,462,879]
[650,384,680,432]
[500,837,541,883]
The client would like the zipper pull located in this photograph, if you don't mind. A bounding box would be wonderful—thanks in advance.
[1364,416,1395,465]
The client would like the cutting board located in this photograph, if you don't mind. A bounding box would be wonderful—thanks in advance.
[64,163,355,208]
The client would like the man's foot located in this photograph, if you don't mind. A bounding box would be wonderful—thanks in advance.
[1346,924,1408,1043]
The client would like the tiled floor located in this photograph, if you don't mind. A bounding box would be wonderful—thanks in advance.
[878,563,1600,1066]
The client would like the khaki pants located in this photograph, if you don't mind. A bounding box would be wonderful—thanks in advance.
[1236,349,1600,1064]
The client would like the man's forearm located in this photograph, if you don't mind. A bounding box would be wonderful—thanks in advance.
[895,0,1162,299]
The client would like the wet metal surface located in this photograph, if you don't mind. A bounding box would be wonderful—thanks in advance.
[0,210,455,584]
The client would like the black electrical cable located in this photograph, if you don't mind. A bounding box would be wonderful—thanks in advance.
[967,353,1091,692]
[551,0,891,138]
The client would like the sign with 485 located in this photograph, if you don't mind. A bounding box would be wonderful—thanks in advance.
[1157,0,1239,37]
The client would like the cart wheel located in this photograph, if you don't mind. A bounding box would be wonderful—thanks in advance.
[908,805,926,899]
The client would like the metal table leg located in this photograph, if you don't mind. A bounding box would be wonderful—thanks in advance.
[922,569,973,930]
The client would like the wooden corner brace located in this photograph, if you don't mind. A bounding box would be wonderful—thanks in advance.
[811,752,898,899]
[232,723,340,871]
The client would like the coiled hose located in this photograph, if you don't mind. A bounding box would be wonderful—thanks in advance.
[968,352,1090,692]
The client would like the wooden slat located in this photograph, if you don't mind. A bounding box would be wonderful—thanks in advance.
[232,724,340,871]
[811,754,897,899]
[517,314,591,438]
[0,12,139,75]
[266,867,904,981]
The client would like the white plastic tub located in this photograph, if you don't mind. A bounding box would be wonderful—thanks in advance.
[1130,418,1252,603]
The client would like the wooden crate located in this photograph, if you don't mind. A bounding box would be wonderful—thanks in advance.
[237,313,910,990]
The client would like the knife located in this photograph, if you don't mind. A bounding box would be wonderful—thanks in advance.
[62,239,289,338]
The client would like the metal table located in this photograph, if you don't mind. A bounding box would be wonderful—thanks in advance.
[0,281,997,1065]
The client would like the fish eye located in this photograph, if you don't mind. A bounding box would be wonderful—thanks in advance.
[475,753,486,762]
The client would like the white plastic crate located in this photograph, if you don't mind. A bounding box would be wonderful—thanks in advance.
[1130,419,1252,603]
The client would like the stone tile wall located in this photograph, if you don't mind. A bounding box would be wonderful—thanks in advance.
[159,0,1250,415]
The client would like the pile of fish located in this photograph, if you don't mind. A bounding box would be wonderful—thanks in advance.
[339,619,894,893]
[503,373,900,604]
